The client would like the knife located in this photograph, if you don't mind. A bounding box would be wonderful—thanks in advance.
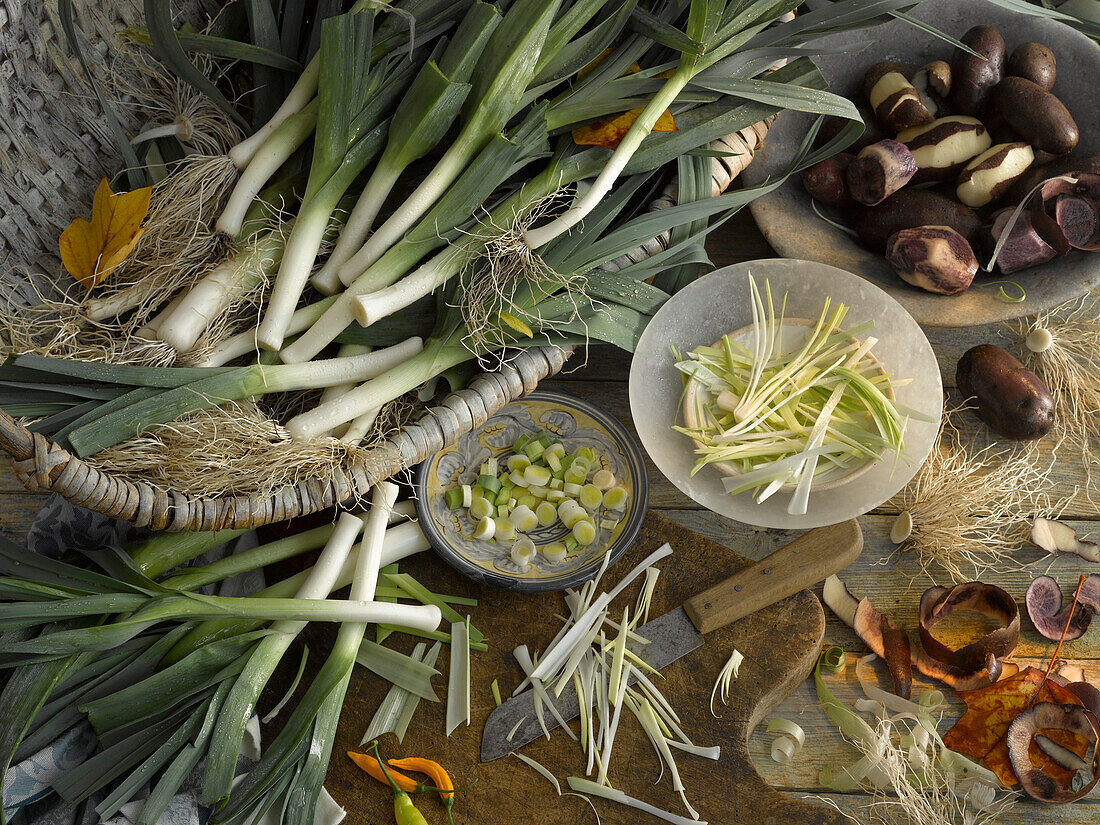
[480,518,863,761]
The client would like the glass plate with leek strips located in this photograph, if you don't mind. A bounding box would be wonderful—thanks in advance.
[629,259,943,530]
[673,276,909,516]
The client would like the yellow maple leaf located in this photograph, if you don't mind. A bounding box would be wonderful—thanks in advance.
[572,107,677,150]
[59,178,152,289]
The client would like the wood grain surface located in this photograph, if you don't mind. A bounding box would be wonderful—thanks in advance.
[3,210,1098,824]
[312,511,847,825]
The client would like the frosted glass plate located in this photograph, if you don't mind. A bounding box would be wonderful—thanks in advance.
[629,259,943,529]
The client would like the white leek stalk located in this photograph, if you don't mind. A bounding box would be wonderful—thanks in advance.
[156,228,286,353]
[524,64,694,250]
[195,297,335,366]
[203,511,367,805]
[217,101,319,237]
[229,60,321,169]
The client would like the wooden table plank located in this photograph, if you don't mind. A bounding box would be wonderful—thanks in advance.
[0,209,1096,823]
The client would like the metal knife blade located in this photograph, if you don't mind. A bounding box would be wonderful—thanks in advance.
[479,519,863,762]
[480,606,701,761]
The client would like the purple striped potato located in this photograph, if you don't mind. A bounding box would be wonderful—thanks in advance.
[955,142,1035,207]
[885,225,978,295]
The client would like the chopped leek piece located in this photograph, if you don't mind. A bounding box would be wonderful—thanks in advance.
[572,519,597,545]
[549,478,564,490]
[517,494,540,511]
[566,778,705,825]
[543,442,566,462]
[579,484,603,510]
[491,678,502,708]
[564,535,578,552]
[535,502,557,527]
[510,538,536,570]
[766,718,805,753]
[591,469,615,490]
[513,434,530,451]
[508,470,529,488]
[509,505,538,532]
[522,440,545,461]
[542,543,568,563]
[444,488,464,510]
[528,484,550,498]
[546,452,563,473]
[546,489,565,502]
[497,504,511,520]
[469,497,493,520]
[536,431,553,448]
[600,517,620,530]
[355,639,440,700]
[507,454,531,472]
[506,716,525,741]
[478,474,501,494]
[709,648,744,717]
[563,482,582,496]
[494,519,516,543]
[485,457,498,476]
[524,465,551,486]
[473,516,495,541]
[512,753,561,795]
[362,642,429,744]
[603,486,628,510]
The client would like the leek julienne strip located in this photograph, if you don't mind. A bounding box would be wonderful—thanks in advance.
[445,618,471,736]
[567,777,707,825]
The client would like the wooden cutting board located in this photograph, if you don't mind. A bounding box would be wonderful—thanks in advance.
[299,511,849,825]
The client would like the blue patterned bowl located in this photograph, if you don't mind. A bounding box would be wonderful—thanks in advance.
[413,389,649,592]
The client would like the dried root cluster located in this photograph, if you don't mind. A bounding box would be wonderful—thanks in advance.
[817,717,1015,825]
[85,395,421,499]
[889,414,1069,583]
[1009,296,1100,496]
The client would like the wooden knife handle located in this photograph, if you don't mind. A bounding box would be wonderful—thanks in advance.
[683,519,863,634]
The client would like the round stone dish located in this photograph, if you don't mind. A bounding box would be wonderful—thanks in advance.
[742,0,1100,326]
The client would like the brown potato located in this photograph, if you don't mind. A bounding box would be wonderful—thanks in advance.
[994,76,1078,154]
[816,107,888,154]
[802,154,855,208]
[950,26,1006,114]
[854,189,982,251]
[956,344,1055,440]
[1007,42,1056,90]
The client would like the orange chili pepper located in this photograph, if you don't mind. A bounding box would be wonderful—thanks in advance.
[388,758,456,824]
[348,751,419,794]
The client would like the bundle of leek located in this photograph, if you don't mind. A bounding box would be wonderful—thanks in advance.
[0,500,479,825]
[3,0,972,497]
